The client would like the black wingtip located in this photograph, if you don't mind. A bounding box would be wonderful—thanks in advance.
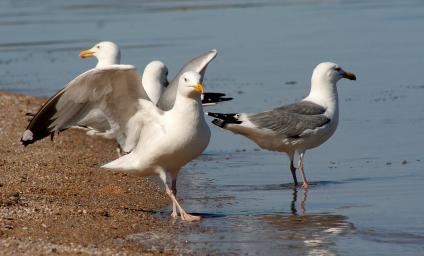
[21,137,33,147]
[21,140,30,147]
[207,112,242,124]
[20,129,56,146]
[212,118,226,128]
[202,92,233,104]
[21,130,34,147]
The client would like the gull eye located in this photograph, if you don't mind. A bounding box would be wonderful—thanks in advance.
[184,77,188,82]
[334,67,341,71]
[96,45,101,49]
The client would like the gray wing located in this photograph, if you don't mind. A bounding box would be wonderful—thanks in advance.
[21,65,149,146]
[274,100,326,115]
[248,107,330,139]
[157,49,217,111]
[77,109,111,132]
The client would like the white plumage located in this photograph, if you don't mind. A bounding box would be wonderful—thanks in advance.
[21,42,217,153]
[102,71,210,221]
[208,62,356,189]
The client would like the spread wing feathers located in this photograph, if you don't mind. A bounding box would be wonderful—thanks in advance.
[248,109,330,138]
[21,65,148,146]
[77,109,111,132]
[157,49,218,110]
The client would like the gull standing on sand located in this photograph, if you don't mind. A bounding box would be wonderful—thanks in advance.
[102,71,210,221]
[21,41,218,154]
[208,62,356,189]
[21,68,210,220]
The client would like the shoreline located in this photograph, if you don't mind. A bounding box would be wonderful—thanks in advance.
[0,92,185,255]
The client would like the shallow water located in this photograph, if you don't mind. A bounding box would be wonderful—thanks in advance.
[1,0,424,255]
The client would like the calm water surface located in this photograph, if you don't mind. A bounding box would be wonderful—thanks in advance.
[1,0,423,255]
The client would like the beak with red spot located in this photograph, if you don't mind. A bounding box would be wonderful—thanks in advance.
[194,83,204,94]
[79,49,95,59]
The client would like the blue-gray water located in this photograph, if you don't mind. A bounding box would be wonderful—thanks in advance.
[1,0,424,255]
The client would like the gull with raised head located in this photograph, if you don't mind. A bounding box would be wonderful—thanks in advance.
[102,71,210,221]
[208,62,356,189]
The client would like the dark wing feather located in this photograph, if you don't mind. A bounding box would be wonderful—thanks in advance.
[22,88,66,145]
[202,92,233,105]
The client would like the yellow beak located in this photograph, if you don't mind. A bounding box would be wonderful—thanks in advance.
[79,50,94,59]
[342,71,357,80]
[194,83,204,94]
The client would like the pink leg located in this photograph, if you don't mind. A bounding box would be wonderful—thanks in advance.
[298,153,309,189]
[158,169,200,222]
[165,187,201,222]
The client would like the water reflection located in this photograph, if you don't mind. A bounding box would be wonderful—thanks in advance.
[128,188,353,255]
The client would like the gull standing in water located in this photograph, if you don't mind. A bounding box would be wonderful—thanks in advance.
[208,62,356,189]
[102,71,210,221]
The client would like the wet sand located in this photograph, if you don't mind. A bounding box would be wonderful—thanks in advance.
[0,92,189,255]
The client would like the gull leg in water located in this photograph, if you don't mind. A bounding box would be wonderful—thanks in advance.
[208,62,356,187]
[289,153,298,187]
[158,169,201,222]
[298,152,308,189]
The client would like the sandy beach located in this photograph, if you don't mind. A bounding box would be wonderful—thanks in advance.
[0,92,188,255]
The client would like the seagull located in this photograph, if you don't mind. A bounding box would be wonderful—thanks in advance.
[76,41,230,150]
[21,42,218,154]
[21,64,210,220]
[80,41,232,107]
[208,62,356,189]
[102,71,210,221]
[141,60,169,105]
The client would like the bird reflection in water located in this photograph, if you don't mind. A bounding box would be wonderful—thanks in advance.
[291,187,308,215]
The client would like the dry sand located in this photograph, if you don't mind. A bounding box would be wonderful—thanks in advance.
[0,92,193,255]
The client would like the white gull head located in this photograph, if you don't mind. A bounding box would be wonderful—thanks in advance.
[80,41,121,68]
[177,71,204,99]
[306,62,356,108]
[142,60,169,104]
